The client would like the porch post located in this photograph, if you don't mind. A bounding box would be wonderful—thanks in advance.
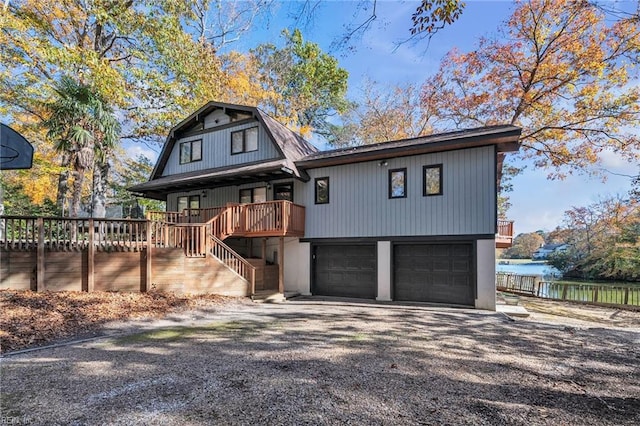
[278,236,284,294]
[144,220,152,292]
[87,219,94,292]
[36,217,45,292]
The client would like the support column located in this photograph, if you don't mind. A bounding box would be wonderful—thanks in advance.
[36,217,45,292]
[476,239,496,311]
[144,220,152,293]
[376,241,392,301]
[87,219,94,292]
[278,237,284,294]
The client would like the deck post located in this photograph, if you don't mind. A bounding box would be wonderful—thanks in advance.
[87,219,94,292]
[144,220,152,292]
[36,217,45,292]
[278,236,284,294]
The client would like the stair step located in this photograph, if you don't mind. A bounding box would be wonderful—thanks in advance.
[251,291,299,303]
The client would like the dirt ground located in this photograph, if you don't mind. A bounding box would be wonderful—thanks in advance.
[520,296,640,328]
[1,295,638,425]
[0,290,251,353]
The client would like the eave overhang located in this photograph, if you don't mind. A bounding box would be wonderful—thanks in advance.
[129,159,305,200]
[295,125,522,169]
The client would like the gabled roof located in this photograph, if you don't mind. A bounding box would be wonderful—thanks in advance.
[131,102,318,199]
[148,101,317,181]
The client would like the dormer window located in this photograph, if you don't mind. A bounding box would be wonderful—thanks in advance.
[179,139,202,164]
[231,127,258,154]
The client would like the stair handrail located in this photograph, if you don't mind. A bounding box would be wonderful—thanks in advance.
[208,232,256,296]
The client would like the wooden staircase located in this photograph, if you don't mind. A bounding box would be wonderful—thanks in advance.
[150,202,306,298]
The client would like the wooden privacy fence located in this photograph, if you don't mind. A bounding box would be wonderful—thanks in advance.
[496,272,640,307]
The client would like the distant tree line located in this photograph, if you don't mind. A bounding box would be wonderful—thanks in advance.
[502,194,639,282]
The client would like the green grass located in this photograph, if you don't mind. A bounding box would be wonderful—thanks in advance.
[112,321,266,345]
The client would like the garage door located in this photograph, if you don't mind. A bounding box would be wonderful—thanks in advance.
[394,243,474,306]
[313,244,376,299]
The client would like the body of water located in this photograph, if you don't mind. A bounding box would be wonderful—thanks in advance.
[495,261,560,278]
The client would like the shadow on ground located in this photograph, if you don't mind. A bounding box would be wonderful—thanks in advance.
[2,299,639,425]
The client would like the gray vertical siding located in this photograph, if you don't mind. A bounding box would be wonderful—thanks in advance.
[296,146,496,238]
[161,121,281,176]
[165,146,496,238]
[167,180,290,211]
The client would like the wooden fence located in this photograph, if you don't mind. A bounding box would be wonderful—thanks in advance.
[496,272,640,308]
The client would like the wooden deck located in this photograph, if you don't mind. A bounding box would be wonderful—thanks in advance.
[0,201,305,297]
[148,200,305,239]
[496,220,514,248]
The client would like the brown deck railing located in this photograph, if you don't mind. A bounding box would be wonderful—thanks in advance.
[0,216,147,252]
[210,234,256,295]
[147,200,305,239]
[496,220,514,248]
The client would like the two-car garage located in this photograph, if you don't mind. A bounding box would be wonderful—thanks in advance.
[311,241,476,306]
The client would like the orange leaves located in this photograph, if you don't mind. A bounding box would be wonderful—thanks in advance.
[422,0,640,176]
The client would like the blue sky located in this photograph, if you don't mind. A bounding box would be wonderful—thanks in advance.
[131,0,637,234]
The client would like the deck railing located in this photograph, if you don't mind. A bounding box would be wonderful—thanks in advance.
[209,234,256,295]
[1,216,147,252]
[147,200,305,239]
[496,220,514,248]
[1,214,257,295]
[496,272,640,307]
[497,220,514,238]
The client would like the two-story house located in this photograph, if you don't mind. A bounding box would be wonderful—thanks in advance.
[130,102,521,310]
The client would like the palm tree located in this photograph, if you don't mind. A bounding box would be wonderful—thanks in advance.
[45,76,120,218]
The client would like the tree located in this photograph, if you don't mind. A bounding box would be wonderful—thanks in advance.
[547,195,640,281]
[251,29,351,137]
[293,0,465,51]
[421,0,640,180]
[110,153,165,216]
[503,232,545,259]
[0,0,276,211]
[44,77,120,218]
[410,0,466,41]
[328,80,435,147]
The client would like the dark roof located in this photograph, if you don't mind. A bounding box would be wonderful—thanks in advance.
[256,108,317,175]
[295,125,521,168]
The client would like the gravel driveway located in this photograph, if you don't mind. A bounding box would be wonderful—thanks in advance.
[1,298,639,425]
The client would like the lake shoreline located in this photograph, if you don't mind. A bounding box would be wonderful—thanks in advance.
[496,258,640,286]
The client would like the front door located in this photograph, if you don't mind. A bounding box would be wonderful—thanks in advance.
[273,182,294,201]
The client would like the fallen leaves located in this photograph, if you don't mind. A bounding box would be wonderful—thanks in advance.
[0,290,246,353]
